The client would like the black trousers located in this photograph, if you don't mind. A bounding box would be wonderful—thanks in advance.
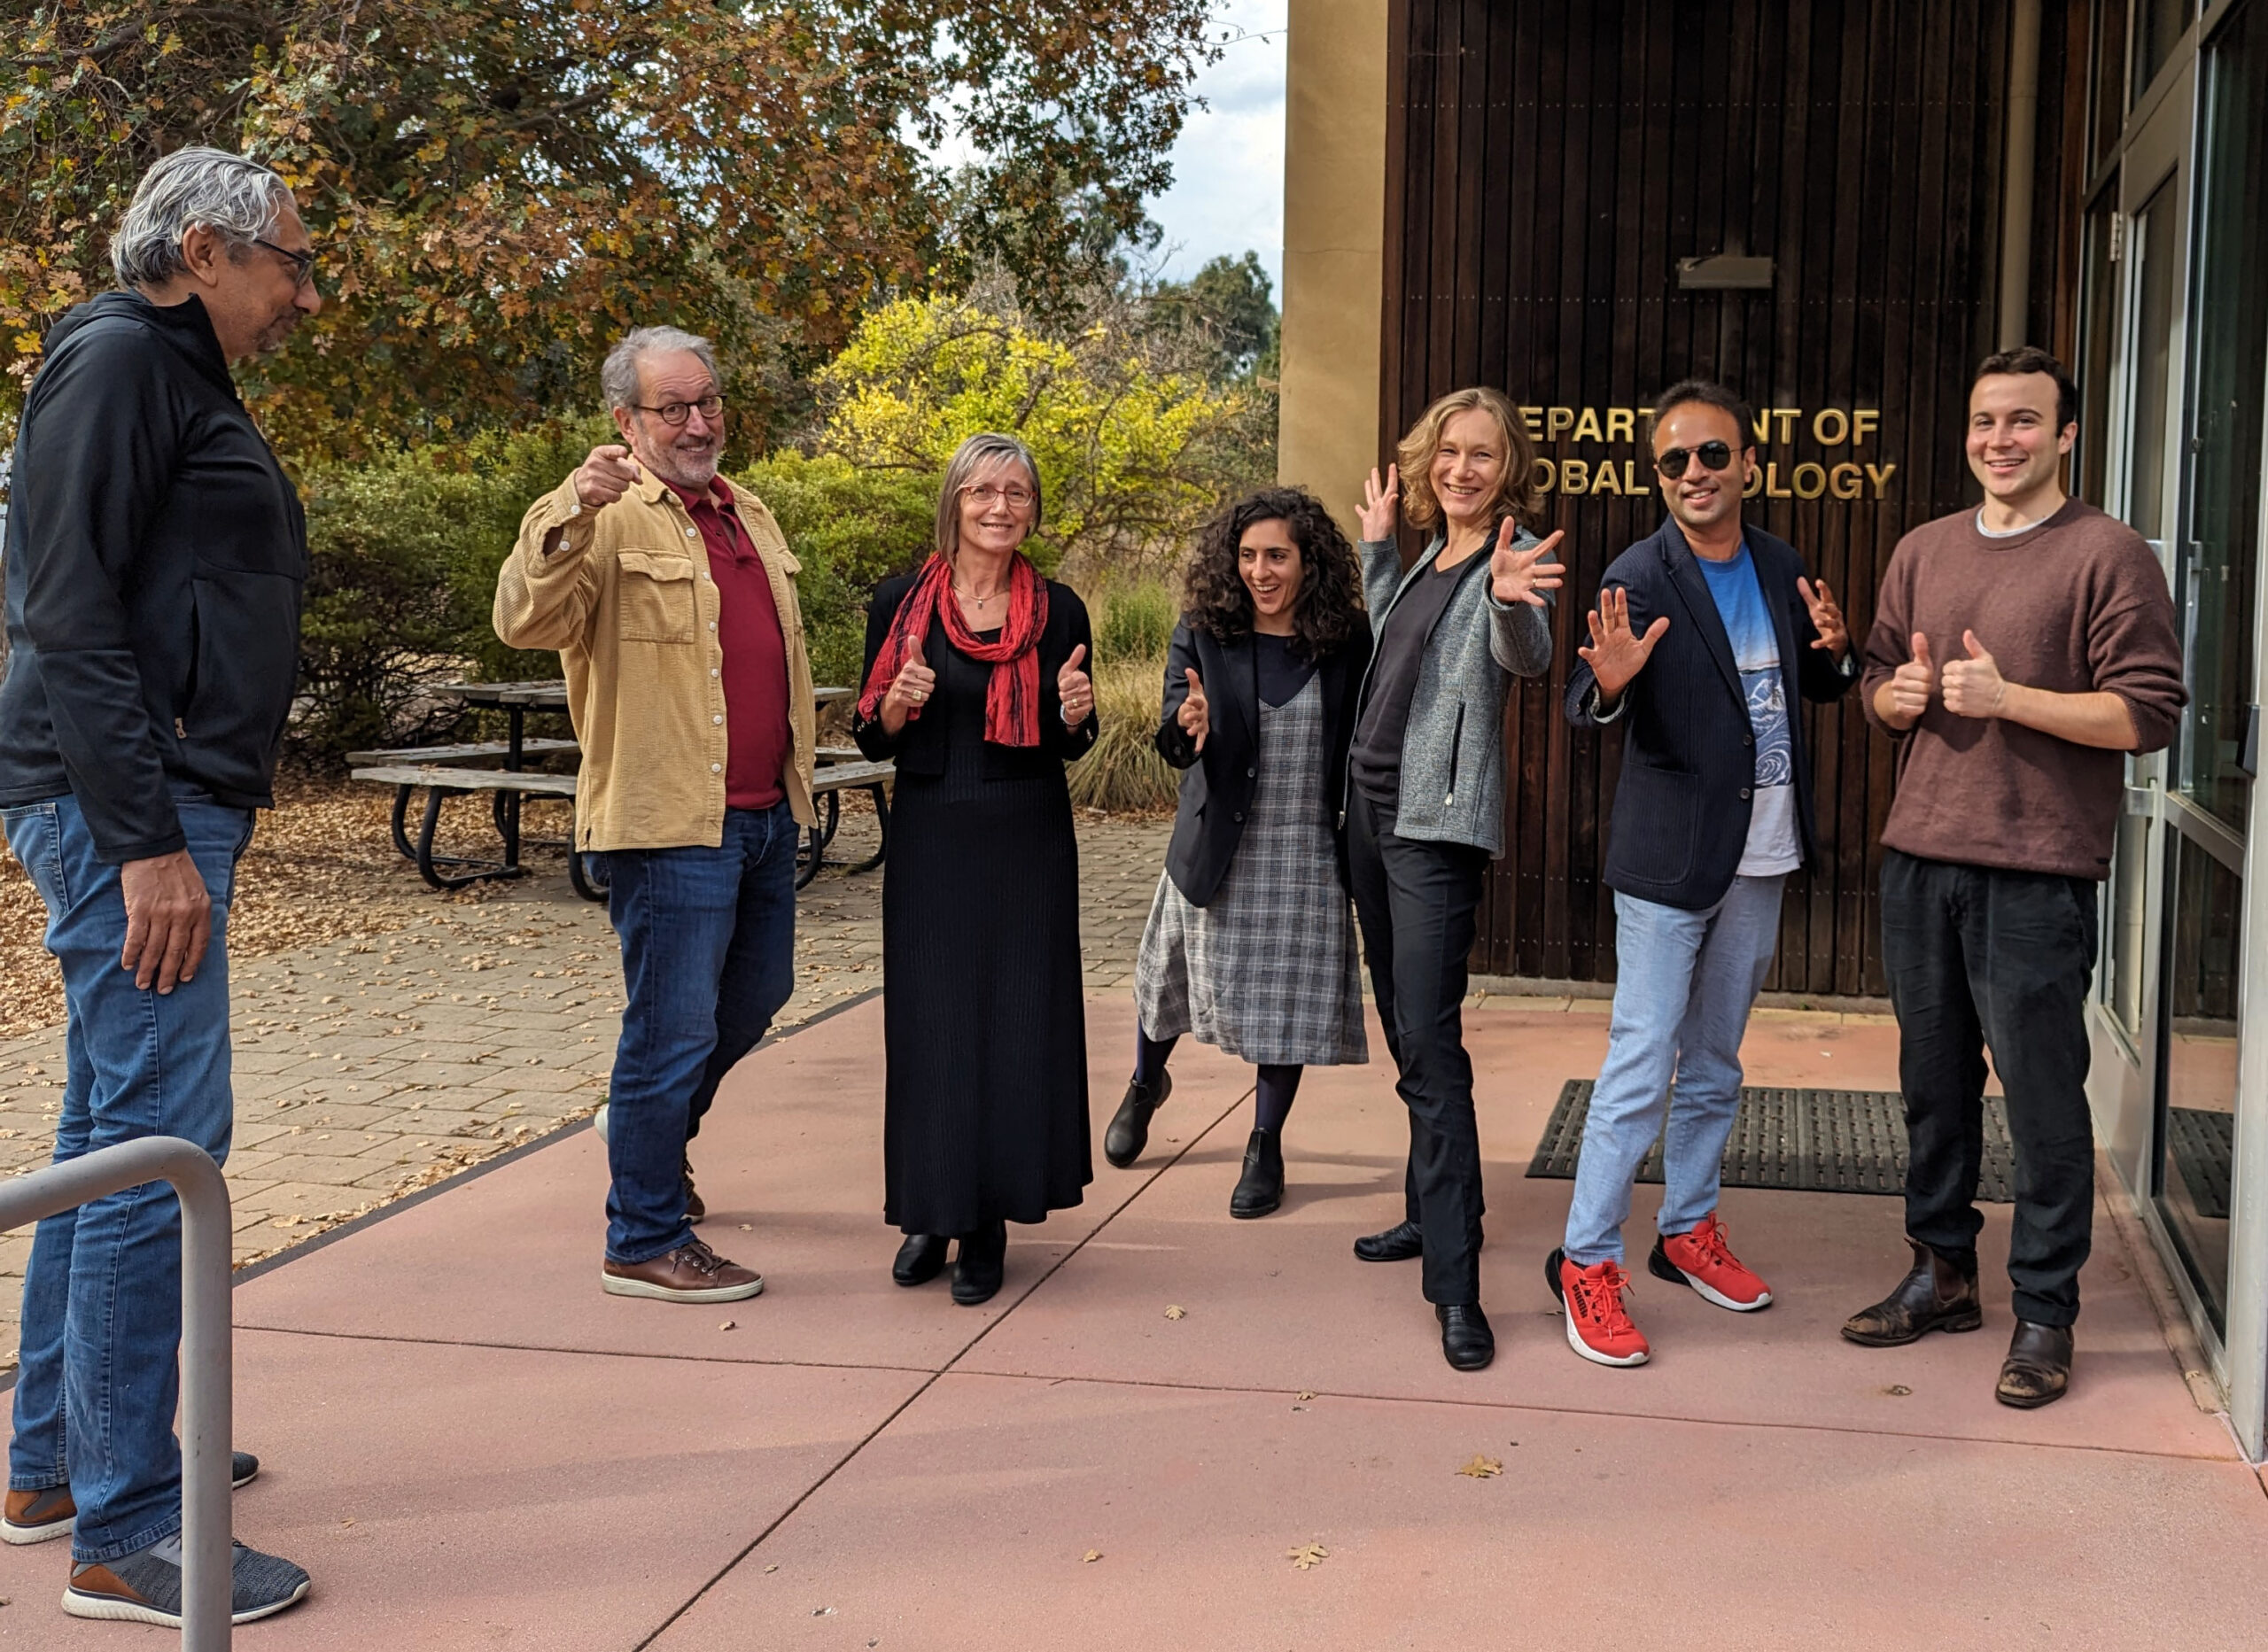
[1879,849,2099,1328]
[1347,788,1491,1305]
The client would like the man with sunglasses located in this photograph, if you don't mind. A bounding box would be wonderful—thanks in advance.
[1846,348,2183,1408]
[0,148,315,1625]
[495,327,816,1306]
[1550,379,1856,1367]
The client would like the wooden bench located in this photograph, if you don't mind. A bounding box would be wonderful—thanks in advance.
[802,758,894,888]
[348,764,593,896]
[345,738,579,766]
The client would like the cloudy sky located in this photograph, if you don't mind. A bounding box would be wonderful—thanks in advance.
[1146,2,1288,294]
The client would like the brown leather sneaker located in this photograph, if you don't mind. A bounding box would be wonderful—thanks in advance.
[1996,1319,2074,1408]
[602,1237,763,1302]
[1841,1237,1984,1346]
[683,1160,705,1226]
[3,1484,75,1545]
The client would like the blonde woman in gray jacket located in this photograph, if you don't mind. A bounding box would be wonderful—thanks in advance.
[1346,384,1563,1372]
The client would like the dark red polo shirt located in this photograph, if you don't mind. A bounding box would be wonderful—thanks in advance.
[666,477,791,810]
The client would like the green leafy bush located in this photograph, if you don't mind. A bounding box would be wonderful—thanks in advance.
[1093,579,1179,665]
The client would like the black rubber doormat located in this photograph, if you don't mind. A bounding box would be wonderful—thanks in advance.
[2167,1107,2234,1222]
[1526,1080,2017,1203]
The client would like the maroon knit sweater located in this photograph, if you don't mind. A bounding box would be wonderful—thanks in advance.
[1860,500,2186,880]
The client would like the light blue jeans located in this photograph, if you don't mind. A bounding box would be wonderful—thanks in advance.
[3,787,252,1563]
[1564,874,1786,1266]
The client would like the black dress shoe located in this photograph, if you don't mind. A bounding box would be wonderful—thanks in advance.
[1436,1303,1495,1371]
[892,1232,948,1287]
[1996,1319,2074,1408]
[1354,1219,1424,1262]
[1840,1237,1983,1346]
[1104,1072,1172,1168]
[1229,1128,1285,1219]
[951,1220,1007,1307]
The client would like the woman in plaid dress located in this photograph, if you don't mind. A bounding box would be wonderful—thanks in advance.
[1108,488,1372,1217]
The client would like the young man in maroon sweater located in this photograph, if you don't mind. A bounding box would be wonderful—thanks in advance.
[1847,347,2185,1407]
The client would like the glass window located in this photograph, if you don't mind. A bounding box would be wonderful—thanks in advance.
[2093,0,2131,169]
[2125,176,2180,539]
[2178,0,2268,834]
[2160,832,2241,1333]
[2133,0,2194,102]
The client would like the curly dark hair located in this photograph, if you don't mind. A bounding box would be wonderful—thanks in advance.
[1181,486,1363,661]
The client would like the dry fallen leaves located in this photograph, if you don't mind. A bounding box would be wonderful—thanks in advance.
[1163,1304,1186,1320]
[719,1320,737,1332]
[1286,1542,1328,1571]
[1295,1391,1316,1401]
[1457,1455,1503,1479]
[1082,1550,1102,1563]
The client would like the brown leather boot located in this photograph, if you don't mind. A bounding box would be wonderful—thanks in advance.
[1996,1320,2074,1408]
[1840,1237,1983,1346]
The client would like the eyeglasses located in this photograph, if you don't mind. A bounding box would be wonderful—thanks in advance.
[252,237,319,290]
[1655,441,1736,479]
[962,484,1036,510]
[632,394,726,427]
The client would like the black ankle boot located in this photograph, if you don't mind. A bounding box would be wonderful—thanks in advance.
[1104,1072,1172,1168]
[1840,1237,1983,1346]
[1229,1128,1285,1219]
[951,1220,1006,1307]
[892,1232,948,1286]
[1354,1219,1424,1262]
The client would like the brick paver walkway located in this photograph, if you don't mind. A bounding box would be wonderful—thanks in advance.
[0,810,1170,1370]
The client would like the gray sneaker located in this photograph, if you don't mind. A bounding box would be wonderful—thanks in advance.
[3,1452,261,1546]
[64,1534,309,1626]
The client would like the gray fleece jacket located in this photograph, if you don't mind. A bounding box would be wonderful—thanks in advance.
[1354,529,1554,857]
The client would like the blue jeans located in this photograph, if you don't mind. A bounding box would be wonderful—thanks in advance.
[595,802,797,1262]
[3,788,252,1563]
[1564,875,1786,1266]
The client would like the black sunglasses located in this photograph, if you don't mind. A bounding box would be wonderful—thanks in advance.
[1655,440,1736,479]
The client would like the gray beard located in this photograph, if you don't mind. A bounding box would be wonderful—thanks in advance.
[640,446,720,491]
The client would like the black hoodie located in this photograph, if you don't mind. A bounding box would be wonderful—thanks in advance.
[0,290,307,861]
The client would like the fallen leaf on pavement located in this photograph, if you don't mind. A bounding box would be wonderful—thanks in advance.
[1083,1550,1102,1563]
[719,1320,737,1331]
[1295,1391,1316,1400]
[1164,1304,1186,1320]
[1287,1542,1328,1571]
[1457,1455,1503,1478]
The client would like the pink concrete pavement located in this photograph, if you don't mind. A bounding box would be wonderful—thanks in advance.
[1,994,2259,1648]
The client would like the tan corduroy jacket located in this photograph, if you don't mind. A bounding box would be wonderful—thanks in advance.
[493,470,817,851]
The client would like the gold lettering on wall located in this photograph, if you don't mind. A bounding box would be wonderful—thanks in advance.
[1516,402,1899,500]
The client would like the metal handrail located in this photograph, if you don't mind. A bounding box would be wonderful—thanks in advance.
[0,1137,232,1647]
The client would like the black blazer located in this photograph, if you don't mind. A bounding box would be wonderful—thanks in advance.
[1153,619,1372,907]
[852,574,1099,775]
[1564,518,1856,911]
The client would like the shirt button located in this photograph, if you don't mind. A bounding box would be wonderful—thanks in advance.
[1744,734,1754,747]
[1247,767,1257,779]
[711,763,723,773]
[710,667,720,679]
[685,528,697,539]
[1739,787,1752,800]
[708,621,717,631]
[1234,811,1245,823]
[711,714,724,725]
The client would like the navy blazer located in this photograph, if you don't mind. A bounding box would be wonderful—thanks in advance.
[1154,619,1371,907]
[1564,518,1857,911]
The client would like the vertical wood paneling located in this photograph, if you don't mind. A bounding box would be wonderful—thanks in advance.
[1379,0,2059,994]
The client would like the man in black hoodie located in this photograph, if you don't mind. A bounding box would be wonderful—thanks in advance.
[0,148,316,1626]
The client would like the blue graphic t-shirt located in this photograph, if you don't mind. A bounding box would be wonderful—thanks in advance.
[1697,545,1801,876]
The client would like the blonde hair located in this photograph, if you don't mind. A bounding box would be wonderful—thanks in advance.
[936,432,1043,557]
[1394,386,1540,531]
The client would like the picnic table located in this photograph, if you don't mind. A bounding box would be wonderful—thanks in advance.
[349,681,886,898]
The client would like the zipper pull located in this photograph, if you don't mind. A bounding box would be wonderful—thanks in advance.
[1444,791,1455,807]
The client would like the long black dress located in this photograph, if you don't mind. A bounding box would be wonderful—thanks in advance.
[854,575,1098,1235]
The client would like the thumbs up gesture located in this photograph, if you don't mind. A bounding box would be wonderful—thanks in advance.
[1058,643,1094,726]
[1885,632,1938,726]
[1939,629,2008,719]
[883,635,936,725]
[1177,666,1210,752]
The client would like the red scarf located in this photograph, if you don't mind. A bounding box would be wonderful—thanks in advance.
[858,552,1051,747]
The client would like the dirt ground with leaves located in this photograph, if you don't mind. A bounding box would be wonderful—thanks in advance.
[0,776,1170,1372]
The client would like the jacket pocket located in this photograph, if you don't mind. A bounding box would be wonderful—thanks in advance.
[1612,759,1699,887]
[1444,703,1466,807]
[615,551,697,644]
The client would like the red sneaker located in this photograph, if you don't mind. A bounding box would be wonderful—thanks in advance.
[1548,1248,1650,1367]
[1651,1212,1773,1311]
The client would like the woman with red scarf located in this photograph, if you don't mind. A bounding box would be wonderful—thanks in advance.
[854,432,1099,1306]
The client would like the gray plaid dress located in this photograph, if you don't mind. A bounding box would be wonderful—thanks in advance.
[1135,673,1368,1066]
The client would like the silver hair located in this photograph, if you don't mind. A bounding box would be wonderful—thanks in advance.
[110,147,293,289]
[935,432,1044,557]
[601,326,721,413]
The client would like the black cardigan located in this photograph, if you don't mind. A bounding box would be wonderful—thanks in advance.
[851,573,1099,774]
[1153,619,1372,907]
[1563,518,1856,911]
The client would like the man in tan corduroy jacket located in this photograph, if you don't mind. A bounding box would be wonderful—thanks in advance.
[495,325,814,1307]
